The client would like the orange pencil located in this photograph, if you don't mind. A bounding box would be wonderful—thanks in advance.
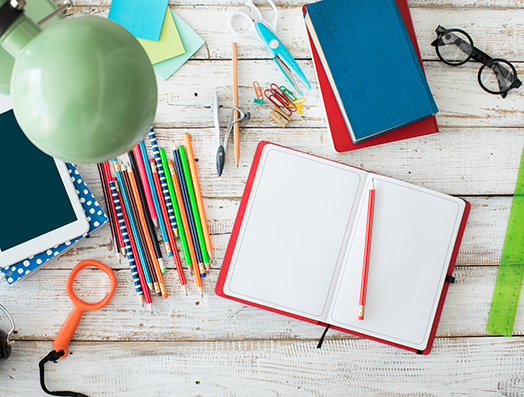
[183,133,213,264]
[168,160,203,296]
[127,163,167,298]
[232,42,240,167]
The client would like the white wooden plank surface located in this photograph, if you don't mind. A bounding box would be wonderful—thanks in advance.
[1,0,524,396]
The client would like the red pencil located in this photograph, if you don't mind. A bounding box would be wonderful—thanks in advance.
[359,179,375,320]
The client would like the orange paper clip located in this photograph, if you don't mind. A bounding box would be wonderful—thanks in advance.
[253,81,263,105]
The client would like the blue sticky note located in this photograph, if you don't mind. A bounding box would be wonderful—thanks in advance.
[153,10,205,80]
[108,0,169,41]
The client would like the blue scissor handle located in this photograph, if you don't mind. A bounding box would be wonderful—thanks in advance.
[255,22,311,90]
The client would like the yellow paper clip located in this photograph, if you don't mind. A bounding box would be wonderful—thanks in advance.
[293,97,305,114]
[253,81,263,105]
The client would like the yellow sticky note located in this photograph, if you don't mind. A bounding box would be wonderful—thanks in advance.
[137,7,185,65]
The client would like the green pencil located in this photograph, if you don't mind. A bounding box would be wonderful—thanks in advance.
[178,145,210,266]
[159,147,192,272]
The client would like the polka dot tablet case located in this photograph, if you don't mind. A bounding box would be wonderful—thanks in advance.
[0,163,108,285]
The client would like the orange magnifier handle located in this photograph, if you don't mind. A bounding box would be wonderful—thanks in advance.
[53,260,117,358]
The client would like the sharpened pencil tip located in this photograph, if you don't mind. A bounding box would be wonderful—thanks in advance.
[152,218,158,227]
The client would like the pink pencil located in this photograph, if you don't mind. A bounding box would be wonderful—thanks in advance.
[133,144,158,227]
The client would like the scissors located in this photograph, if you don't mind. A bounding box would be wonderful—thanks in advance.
[229,0,311,95]
[214,92,249,177]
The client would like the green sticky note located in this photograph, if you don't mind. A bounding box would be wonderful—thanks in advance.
[153,10,205,80]
[138,8,185,65]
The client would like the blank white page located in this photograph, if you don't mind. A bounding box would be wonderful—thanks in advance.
[328,175,465,350]
[222,145,367,320]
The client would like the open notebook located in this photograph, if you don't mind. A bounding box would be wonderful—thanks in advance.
[216,142,470,354]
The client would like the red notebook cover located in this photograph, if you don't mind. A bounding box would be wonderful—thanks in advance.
[303,0,439,152]
[216,141,470,354]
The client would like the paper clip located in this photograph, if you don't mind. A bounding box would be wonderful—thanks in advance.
[264,84,297,116]
[280,85,297,102]
[253,81,263,105]
[293,97,305,114]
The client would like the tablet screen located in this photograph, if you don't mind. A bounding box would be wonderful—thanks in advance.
[0,109,78,251]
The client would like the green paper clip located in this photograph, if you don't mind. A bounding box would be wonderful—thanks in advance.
[280,85,297,101]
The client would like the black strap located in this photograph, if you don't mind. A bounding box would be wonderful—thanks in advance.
[39,350,89,397]
[0,1,24,38]
[317,324,330,348]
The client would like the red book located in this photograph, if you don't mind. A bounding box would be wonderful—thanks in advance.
[216,142,469,354]
[303,0,439,152]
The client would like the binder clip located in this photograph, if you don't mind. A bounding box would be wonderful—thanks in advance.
[0,304,15,362]
[253,81,263,105]
[270,107,291,128]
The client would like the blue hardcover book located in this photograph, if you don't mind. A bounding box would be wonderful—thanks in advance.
[0,163,108,285]
[304,0,438,143]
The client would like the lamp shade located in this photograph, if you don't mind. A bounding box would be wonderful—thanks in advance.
[0,4,158,163]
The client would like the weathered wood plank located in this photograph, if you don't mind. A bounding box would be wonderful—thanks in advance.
[0,265,520,340]
[1,338,524,397]
[67,6,524,62]
[78,127,524,198]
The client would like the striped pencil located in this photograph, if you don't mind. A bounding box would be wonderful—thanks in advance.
[183,133,213,264]
[168,159,203,295]
[132,144,158,228]
[173,149,206,278]
[139,141,172,256]
[126,163,167,298]
[113,178,153,313]
[121,164,161,297]
[128,150,167,273]
[109,180,149,310]
[102,161,125,257]
[112,159,154,292]
[148,128,178,237]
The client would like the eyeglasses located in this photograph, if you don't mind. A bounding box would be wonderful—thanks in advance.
[431,25,521,98]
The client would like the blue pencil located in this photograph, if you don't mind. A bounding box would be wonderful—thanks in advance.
[139,140,172,257]
[112,160,154,290]
[109,180,145,307]
[173,149,206,278]
[148,128,178,237]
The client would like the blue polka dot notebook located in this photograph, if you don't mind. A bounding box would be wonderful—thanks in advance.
[0,163,108,285]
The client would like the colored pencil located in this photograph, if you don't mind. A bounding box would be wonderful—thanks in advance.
[127,163,168,298]
[96,163,122,262]
[121,164,161,297]
[149,159,185,288]
[359,179,375,321]
[167,160,193,274]
[178,145,210,270]
[109,179,147,308]
[173,148,206,279]
[112,160,154,292]
[139,140,172,257]
[113,177,153,313]
[148,128,178,237]
[102,161,125,257]
[128,150,168,272]
[168,158,203,296]
[133,144,158,227]
[183,133,213,263]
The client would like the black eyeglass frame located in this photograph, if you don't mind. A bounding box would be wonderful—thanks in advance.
[431,25,522,98]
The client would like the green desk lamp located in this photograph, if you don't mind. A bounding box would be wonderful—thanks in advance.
[0,0,157,163]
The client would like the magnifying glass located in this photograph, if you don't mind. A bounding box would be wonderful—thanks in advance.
[40,259,117,397]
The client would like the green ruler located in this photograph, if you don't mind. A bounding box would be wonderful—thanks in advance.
[486,143,524,336]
